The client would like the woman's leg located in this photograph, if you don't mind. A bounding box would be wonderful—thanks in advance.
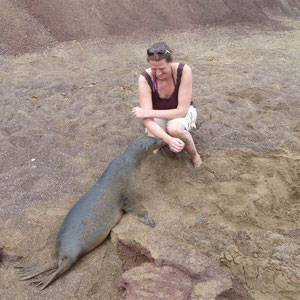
[167,122,202,168]
[146,122,167,154]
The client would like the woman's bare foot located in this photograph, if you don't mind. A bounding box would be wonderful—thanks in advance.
[153,146,162,154]
[192,154,202,168]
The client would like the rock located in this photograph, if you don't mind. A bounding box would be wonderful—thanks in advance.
[113,216,222,278]
[119,263,193,300]
[216,277,256,300]
[116,239,154,271]
[113,216,254,299]
[190,272,232,300]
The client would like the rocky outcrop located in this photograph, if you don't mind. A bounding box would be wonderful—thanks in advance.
[112,216,253,299]
[119,263,193,300]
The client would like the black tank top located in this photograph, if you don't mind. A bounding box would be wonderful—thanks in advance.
[142,63,190,110]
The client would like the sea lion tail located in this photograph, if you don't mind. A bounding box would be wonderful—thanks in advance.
[15,259,73,290]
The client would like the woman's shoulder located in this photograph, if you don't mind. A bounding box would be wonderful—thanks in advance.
[144,68,152,76]
[138,70,152,89]
[142,63,191,77]
[175,63,191,80]
[180,63,191,76]
[139,68,152,81]
[175,63,191,73]
[178,62,190,69]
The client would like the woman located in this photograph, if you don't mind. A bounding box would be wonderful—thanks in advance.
[132,42,202,168]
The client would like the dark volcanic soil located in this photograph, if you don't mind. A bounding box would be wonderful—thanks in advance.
[0,1,300,300]
[1,0,300,55]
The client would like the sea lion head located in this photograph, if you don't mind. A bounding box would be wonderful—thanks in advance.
[128,135,164,155]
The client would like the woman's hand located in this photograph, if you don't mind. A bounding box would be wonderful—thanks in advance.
[132,107,150,118]
[167,137,185,153]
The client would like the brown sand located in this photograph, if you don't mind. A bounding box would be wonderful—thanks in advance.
[1,0,300,56]
[0,1,300,299]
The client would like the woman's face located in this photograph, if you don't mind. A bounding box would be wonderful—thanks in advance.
[149,59,172,80]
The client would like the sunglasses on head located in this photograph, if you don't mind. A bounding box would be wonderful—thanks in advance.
[147,48,172,55]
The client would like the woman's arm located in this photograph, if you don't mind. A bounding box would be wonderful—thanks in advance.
[134,74,185,152]
[132,65,192,119]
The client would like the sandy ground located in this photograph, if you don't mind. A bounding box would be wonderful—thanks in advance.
[1,0,294,56]
[0,12,300,300]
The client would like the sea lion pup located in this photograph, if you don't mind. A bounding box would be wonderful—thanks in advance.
[15,136,162,290]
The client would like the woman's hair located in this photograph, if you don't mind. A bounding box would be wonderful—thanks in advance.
[146,42,173,63]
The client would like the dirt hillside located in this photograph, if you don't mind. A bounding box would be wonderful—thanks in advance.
[1,0,300,55]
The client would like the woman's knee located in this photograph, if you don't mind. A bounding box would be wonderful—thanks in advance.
[167,123,186,137]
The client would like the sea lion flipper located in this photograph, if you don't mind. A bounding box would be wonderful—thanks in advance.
[122,194,156,227]
[15,259,72,290]
[15,262,57,280]
[137,211,156,228]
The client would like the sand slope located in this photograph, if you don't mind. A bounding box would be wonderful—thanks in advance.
[0,2,300,300]
[1,0,300,55]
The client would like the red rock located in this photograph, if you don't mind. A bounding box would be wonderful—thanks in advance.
[119,263,193,300]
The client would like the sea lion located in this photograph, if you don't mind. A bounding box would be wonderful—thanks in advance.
[15,136,162,290]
